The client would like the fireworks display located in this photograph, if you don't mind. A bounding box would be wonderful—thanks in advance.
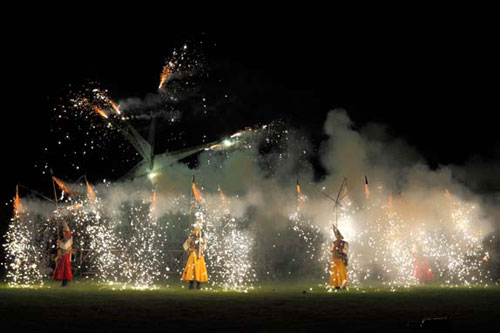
[2,41,496,292]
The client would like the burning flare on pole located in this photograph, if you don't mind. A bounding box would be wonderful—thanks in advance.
[364,175,370,200]
[445,188,451,200]
[158,63,173,89]
[93,106,109,119]
[107,98,121,115]
[52,177,72,196]
[14,185,23,216]
[296,178,305,207]
[86,180,96,203]
[150,188,158,220]
[191,177,203,204]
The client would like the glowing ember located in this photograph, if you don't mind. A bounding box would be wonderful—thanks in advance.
[86,180,96,203]
[192,181,203,204]
[107,98,121,115]
[93,106,109,119]
[52,176,72,196]
[14,186,23,216]
[364,184,370,200]
[158,64,173,89]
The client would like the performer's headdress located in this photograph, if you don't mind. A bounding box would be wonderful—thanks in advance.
[333,225,344,240]
[191,226,202,236]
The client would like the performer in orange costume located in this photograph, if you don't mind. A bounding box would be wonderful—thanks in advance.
[329,225,349,289]
[182,227,208,290]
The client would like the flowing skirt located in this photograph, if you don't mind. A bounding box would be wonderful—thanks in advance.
[53,253,73,281]
[182,251,208,282]
[329,258,348,287]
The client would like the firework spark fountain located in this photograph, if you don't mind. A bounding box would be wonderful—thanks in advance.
[3,42,495,292]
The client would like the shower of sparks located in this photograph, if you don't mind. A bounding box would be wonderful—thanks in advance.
[2,42,493,292]
[2,194,46,287]
[4,155,492,290]
[157,43,203,92]
[187,183,255,292]
[287,186,491,289]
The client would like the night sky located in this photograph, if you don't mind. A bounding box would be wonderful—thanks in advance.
[2,17,498,241]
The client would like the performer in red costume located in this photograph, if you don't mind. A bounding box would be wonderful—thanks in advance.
[53,221,73,287]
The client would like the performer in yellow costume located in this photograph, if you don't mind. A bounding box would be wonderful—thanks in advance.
[329,225,349,289]
[182,227,208,289]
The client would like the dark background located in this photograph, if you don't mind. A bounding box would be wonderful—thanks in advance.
[1,13,498,270]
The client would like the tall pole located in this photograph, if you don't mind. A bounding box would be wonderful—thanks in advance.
[49,169,60,241]
[333,177,348,228]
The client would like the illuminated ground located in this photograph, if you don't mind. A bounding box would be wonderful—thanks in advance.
[1,281,499,331]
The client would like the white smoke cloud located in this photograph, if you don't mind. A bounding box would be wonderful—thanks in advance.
[10,109,496,286]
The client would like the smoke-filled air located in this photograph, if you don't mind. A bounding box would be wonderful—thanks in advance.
[3,42,495,291]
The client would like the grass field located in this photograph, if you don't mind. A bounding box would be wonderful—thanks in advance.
[1,281,499,332]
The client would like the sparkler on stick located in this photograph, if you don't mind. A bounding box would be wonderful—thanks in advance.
[93,106,109,119]
[364,176,370,200]
[107,98,121,115]
[85,176,97,203]
[52,176,72,197]
[296,178,304,209]
[191,176,203,204]
[158,63,173,90]
[14,185,23,217]
[49,169,62,262]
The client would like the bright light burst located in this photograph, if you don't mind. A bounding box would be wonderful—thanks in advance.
[288,187,491,289]
[2,42,494,293]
